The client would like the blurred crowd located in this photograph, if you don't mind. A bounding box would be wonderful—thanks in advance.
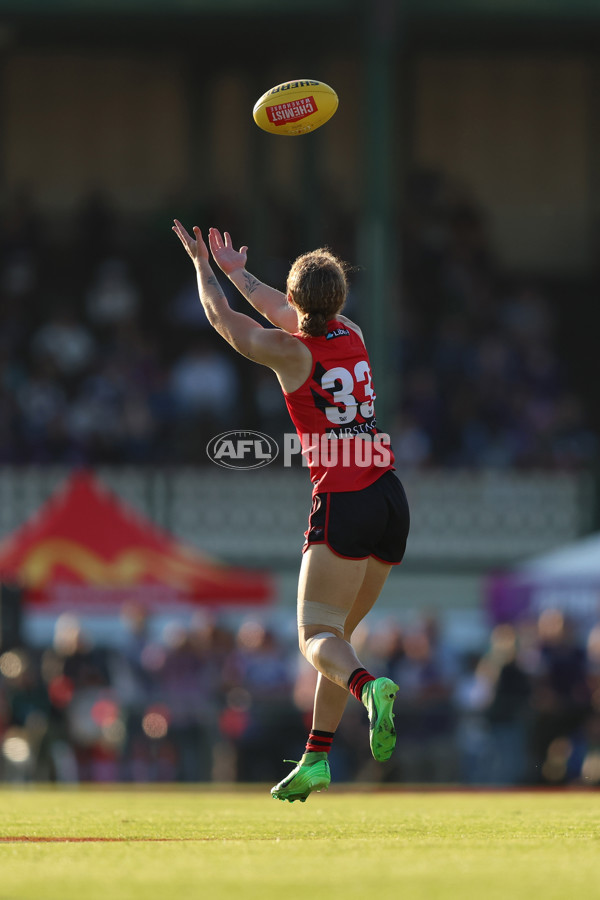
[1,605,599,787]
[0,177,596,468]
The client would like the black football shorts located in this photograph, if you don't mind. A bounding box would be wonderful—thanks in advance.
[303,470,410,564]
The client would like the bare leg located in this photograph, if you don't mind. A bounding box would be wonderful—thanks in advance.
[308,554,393,731]
[312,674,348,732]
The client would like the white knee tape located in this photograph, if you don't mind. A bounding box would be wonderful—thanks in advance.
[304,632,337,667]
[297,599,348,631]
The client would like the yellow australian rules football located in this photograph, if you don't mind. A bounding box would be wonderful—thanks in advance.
[253,79,338,136]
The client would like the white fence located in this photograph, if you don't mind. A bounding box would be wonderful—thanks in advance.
[0,467,594,570]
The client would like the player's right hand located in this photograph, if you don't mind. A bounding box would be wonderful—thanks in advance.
[209,228,248,276]
[172,220,210,266]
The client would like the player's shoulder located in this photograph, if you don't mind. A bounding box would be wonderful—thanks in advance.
[335,314,364,342]
[250,325,310,364]
[258,325,306,352]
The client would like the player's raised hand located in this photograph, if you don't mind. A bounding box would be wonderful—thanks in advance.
[172,220,209,266]
[209,228,248,275]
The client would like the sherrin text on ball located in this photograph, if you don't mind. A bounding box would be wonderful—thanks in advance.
[253,79,338,136]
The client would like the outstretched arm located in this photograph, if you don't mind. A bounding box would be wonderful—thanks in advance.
[208,228,299,333]
[172,220,301,370]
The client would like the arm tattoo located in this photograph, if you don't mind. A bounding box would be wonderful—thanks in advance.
[204,273,226,302]
[242,271,261,297]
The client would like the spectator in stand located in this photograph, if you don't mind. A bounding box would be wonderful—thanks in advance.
[66,360,125,462]
[223,620,302,783]
[453,651,494,784]
[531,610,590,782]
[86,258,140,328]
[169,339,239,420]
[16,359,68,462]
[168,337,241,459]
[387,620,458,783]
[31,308,95,379]
[155,624,218,782]
[391,411,434,469]
[483,624,532,785]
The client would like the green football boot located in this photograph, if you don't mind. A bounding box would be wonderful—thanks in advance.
[362,677,399,762]
[271,751,331,803]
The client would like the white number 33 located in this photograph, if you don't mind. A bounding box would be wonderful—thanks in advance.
[321,361,375,425]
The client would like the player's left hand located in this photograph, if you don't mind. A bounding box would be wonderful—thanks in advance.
[208,228,248,276]
[172,220,210,266]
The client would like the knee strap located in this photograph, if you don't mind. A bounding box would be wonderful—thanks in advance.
[297,599,348,631]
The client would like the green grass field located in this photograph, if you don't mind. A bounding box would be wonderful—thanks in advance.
[0,788,599,900]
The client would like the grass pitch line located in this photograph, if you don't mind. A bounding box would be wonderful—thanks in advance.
[0,836,209,843]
